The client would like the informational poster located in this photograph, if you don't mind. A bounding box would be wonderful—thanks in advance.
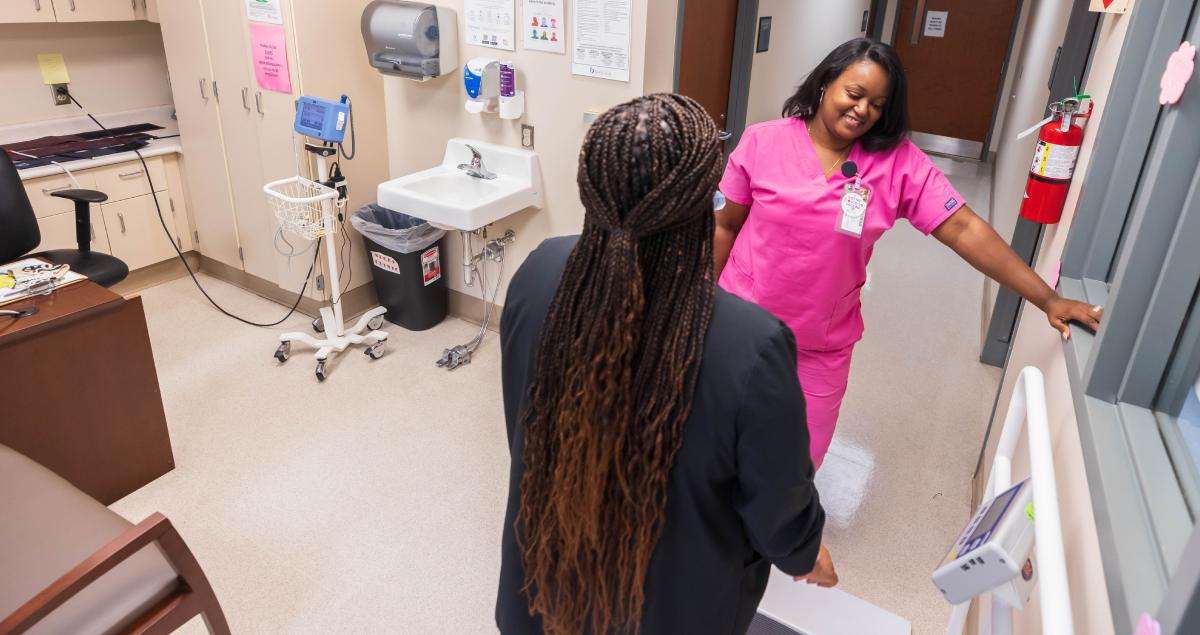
[246,0,283,25]
[250,24,292,93]
[923,11,947,38]
[1089,0,1134,13]
[465,0,516,51]
[522,0,565,54]
[572,0,631,82]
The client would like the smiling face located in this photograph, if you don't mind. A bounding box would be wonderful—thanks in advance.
[816,59,891,144]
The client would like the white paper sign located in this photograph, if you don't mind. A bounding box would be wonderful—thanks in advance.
[572,0,632,82]
[923,11,948,38]
[246,0,283,25]
[523,0,565,54]
[466,0,516,51]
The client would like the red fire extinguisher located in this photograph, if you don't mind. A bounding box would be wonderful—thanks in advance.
[1019,98,1091,224]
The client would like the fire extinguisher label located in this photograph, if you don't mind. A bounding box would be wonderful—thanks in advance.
[421,246,442,286]
[1031,140,1079,180]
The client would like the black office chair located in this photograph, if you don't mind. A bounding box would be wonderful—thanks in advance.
[0,150,128,287]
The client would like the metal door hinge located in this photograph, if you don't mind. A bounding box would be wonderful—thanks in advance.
[177,236,182,250]
[193,230,200,243]
[212,81,220,101]
[169,197,175,212]
[238,246,245,261]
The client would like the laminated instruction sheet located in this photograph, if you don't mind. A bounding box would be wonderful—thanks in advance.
[465,0,516,51]
[522,0,565,54]
[572,0,631,82]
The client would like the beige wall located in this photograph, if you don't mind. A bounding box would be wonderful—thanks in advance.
[745,0,873,127]
[0,21,172,126]
[379,0,677,306]
[977,11,1133,635]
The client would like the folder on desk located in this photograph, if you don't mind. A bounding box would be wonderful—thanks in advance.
[0,258,87,306]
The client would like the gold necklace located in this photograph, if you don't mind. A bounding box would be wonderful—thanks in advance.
[823,152,850,179]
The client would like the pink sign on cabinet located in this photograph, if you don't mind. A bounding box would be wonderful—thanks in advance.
[250,23,292,93]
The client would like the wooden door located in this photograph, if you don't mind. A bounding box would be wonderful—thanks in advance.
[0,0,57,23]
[893,0,1021,156]
[676,0,740,135]
[51,0,136,22]
[157,0,243,269]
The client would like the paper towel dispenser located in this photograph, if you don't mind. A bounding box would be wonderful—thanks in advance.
[361,1,458,80]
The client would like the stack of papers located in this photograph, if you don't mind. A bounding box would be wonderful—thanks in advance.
[0,258,87,306]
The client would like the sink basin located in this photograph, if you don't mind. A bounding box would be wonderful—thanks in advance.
[377,138,544,231]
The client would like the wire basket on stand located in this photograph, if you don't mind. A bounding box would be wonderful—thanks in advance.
[263,176,338,241]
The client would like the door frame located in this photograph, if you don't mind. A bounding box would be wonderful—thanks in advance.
[673,0,759,152]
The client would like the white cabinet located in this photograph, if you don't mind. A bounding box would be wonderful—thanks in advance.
[101,192,179,270]
[36,209,112,255]
[0,0,57,23]
[51,0,136,22]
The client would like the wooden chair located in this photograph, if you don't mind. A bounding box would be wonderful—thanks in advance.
[0,444,229,635]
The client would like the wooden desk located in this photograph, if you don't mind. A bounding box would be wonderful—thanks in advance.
[0,280,174,505]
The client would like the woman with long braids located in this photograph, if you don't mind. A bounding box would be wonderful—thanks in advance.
[495,93,832,635]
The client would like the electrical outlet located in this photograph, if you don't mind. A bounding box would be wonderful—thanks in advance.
[316,274,325,291]
[51,84,70,106]
[521,124,535,149]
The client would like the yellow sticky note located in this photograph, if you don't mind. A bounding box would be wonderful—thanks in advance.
[37,53,70,85]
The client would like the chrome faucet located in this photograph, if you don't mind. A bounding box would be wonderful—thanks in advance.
[457,144,497,180]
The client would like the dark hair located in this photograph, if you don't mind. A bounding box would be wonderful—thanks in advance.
[782,38,910,151]
[516,93,723,635]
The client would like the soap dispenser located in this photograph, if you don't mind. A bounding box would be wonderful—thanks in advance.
[464,58,500,113]
[497,61,525,120]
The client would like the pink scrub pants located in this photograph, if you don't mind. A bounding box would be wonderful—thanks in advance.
[796,344,855,471]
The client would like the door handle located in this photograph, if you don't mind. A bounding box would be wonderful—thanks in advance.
[241,87,251,111]
[41,185,71,194]
[131,0,136,11]
[199,78,209,100]
[118,213,126,235]
[718,130,733,141]
[118,169,146,179]
[90,223,95,241]
[255,91,264,115]
[34,0,41,11]
[69,0,76,11]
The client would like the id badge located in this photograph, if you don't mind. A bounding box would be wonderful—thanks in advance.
[838,180,870,237]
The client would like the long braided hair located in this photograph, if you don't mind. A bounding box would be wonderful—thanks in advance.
[516,93,724,634]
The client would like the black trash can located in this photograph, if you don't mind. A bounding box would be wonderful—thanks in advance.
[352,204,448,331]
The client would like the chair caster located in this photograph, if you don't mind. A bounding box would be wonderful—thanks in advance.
[274,342,290,363]
[365,342,385,360]
[315,360,328,381]
[312,317,324,333]
[368,314,384,330]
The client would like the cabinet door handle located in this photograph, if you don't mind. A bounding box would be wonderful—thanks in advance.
[143,0,147,9]
[241,87,251,111]
[199,78,209,100]
[118,213,126,235]
[90,224,95,241]
[255,91,264,115]
[131,0,136,10]
[41,185,71,194]
[69,0,76,11]
[34,0,41,12]
[118,169,146,179]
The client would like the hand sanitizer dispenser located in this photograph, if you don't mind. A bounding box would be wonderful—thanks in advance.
[464,58,500,114]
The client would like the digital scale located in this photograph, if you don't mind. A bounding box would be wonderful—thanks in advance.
[933,478,1038,608]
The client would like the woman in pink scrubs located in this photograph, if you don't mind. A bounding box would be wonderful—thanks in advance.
[715,39,1102,470]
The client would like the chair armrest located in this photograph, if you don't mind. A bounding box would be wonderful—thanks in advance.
[50,189,108,204]
[0,513,179,634]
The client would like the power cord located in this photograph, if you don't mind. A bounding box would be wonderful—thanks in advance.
[65,91,319,328]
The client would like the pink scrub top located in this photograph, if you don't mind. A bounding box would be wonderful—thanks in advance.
[718,118,965,351]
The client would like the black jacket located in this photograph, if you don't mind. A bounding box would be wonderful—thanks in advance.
[496,236,825,635]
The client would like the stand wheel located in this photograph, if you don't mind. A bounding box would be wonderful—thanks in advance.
[312,317,325,333]
[365,342,385,360]
[315,360,328,381]
[367,315,384,330]
[274,342,290,363]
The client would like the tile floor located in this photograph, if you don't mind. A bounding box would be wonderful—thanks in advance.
[111,155,1001,634]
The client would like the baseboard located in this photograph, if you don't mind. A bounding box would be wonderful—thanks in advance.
[449,288,502,333]
[197,255,381,321]
[113,252,202,298]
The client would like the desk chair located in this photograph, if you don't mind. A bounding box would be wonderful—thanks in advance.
[0,444,229,635]
[0,151,128,287]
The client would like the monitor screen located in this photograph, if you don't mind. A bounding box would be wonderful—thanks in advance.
[967,481,1023,546]
[299,102,327,130]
